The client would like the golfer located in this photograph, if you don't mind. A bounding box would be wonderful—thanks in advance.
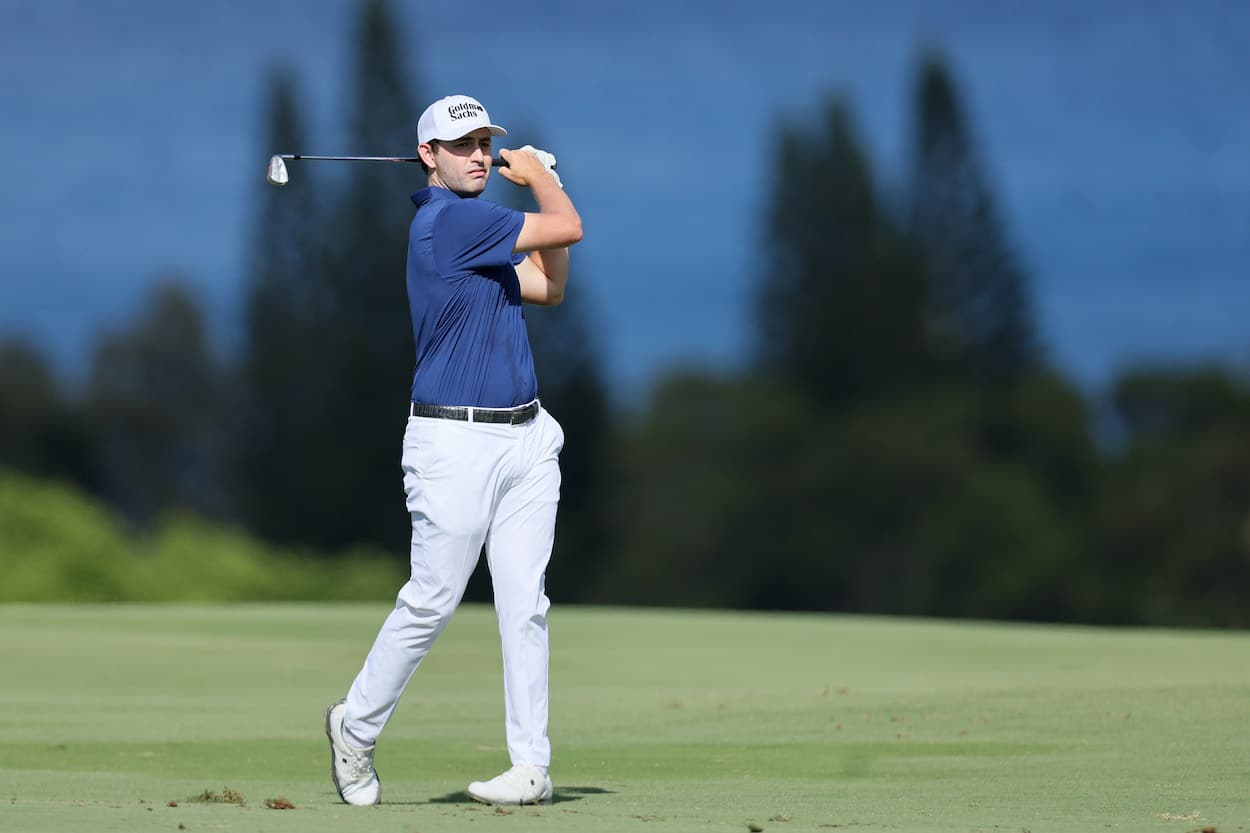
[324,94,583,807]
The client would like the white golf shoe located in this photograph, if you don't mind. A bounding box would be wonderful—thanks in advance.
[466,763,553,806]
[324,699,381,805]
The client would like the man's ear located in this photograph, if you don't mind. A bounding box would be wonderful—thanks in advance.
[417,142,437,168]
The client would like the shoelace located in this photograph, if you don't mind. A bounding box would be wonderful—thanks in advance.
[346,747,374,779]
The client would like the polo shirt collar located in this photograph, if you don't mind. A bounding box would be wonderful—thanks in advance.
[411,186,463,207]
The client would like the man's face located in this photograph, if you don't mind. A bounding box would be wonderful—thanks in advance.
[423,127,493,196]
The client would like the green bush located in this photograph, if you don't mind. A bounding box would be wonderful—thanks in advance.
[0,468,405,602]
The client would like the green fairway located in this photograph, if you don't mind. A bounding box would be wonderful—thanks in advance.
[1,603,1247,832]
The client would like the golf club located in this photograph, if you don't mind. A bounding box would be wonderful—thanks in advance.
[266,153,522,186]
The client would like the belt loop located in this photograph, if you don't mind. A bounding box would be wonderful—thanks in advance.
[465,406,475,423]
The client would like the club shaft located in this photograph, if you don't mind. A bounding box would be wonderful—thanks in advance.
[278,154,508,167]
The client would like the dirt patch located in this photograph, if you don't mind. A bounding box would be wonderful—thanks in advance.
[190,787,245,805]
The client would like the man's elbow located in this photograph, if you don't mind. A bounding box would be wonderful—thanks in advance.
[526,282,565,307]
[561,218,584,247]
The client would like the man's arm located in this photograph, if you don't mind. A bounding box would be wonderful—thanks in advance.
[496,147,582,305]
[515,249,568,306]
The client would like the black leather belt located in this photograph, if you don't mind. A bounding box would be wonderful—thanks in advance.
[410,399,539,425]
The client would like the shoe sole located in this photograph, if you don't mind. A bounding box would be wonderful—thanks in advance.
[325,699,381,806]
[466,792,553,807]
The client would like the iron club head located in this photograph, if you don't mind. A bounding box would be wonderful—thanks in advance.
[266,155,289,186]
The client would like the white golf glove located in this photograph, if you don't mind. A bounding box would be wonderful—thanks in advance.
[518,144,562,189]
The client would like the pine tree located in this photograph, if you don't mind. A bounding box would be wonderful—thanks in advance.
[308,0,425,551]
[907,48,1040,385]
[235,64,334,543]
[237,0,425,552]
[755,94,930,406]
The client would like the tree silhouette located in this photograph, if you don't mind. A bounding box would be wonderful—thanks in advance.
[84,280,229,525]
[755,94,930,406]
[907,48,1041,385]
[235,65,334,543]
[0,338,97,489]
[1092,366,1250,626]
[307,0,425,552]
[238,0,424,552]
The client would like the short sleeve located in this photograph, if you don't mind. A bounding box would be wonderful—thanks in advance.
[435,199,524,272]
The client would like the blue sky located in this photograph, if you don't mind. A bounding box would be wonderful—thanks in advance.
[2,0,1247,395]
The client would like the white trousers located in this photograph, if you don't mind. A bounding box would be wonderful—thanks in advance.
[343,406,564,767]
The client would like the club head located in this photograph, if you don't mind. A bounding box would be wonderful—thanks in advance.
[266,155,289,186]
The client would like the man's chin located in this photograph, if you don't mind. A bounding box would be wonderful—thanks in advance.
[454,178,488,198]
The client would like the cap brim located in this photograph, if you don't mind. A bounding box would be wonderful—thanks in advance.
[426,123,507,142]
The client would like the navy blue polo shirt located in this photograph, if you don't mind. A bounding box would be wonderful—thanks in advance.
[405,186,537,408]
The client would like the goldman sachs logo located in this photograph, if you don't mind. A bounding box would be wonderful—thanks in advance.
[448,102,485,120]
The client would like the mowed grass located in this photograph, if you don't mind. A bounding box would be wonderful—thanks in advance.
[1,604,1248,833]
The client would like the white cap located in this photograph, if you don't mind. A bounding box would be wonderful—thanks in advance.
[416,95,507,144]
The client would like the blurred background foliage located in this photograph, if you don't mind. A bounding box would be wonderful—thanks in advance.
[1,1,1247,626]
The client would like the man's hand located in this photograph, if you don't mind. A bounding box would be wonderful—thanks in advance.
[497,147,562,189]
[518,145,562,188]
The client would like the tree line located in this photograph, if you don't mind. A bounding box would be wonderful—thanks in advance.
[2,0,1247,626]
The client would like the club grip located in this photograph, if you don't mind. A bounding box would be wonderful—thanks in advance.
[490,157,559,171]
